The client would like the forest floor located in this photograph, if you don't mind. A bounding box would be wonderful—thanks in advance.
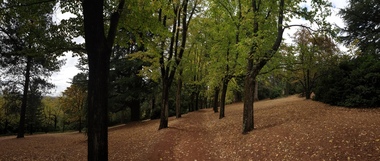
[1,95,380,161]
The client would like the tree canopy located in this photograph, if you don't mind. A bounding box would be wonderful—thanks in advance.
[340,0,380,54]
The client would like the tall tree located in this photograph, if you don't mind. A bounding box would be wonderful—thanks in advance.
[241,0,331,133]
[209,0,244,119]
[0,0,70,138]
[156,0,198,130]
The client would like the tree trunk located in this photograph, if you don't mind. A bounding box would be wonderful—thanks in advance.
[195,92,199,111]
[220,77,230,119]
[213,87,219,113]
[243,60,255,134]
[79,117,82,133]
[130,100,141,122]
[83,0,125,160]
[17,56,32,138]
[175,76,182,118]
[86,47,110,161]
[159,81,170,130]
[305,69,311,99]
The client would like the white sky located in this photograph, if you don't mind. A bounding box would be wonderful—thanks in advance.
[48,0,348,96]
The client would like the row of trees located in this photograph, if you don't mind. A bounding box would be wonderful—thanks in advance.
[1,0,379,160]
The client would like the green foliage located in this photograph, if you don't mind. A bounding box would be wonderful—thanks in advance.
[25,79,45,134]
[315,54,380,107]
[339,0,380,54]
[0,89,21,134]
[59,80,87,132]
[41,97,62,132]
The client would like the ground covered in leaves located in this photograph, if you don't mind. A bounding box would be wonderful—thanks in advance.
[1,95,380,161]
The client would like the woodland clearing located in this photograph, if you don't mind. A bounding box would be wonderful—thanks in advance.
[0,95,379,161]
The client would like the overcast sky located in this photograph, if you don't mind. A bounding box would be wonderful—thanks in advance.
[48,0,348,96]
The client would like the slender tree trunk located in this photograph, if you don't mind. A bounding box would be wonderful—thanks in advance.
[220,77,230,119]
[175,76,182,118]
[305,69,311,99]
[17,56,32,138]
[213,87,219,113]
[195,92,199,111]
[79,117,82,133]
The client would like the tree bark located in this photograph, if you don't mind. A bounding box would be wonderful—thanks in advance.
[78,117,82,133]
[83,0,125,160]
[213,87,219,113]
[305,69,311,99]
[195,92,199,111]
[219,77,230,119]
[17,56,31,138]
[243,60,255,134]
[159,81,170,130]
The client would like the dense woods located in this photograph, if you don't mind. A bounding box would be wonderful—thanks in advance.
[1,0,379,160]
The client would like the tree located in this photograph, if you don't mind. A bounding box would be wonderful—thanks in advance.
[314,0,380,107]
[209,0,244,119]
[241,0,331,133]
[290,28,340,99]
[339,0,380,54]
[60,84,86,133]
[109,45,151,122]
[155,0,198,130]
[41,97,61,132]
[0,0,70,138]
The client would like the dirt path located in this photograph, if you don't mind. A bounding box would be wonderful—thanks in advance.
[1,95,380,160]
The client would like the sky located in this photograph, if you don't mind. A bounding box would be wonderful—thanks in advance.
[48,0,349,96]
